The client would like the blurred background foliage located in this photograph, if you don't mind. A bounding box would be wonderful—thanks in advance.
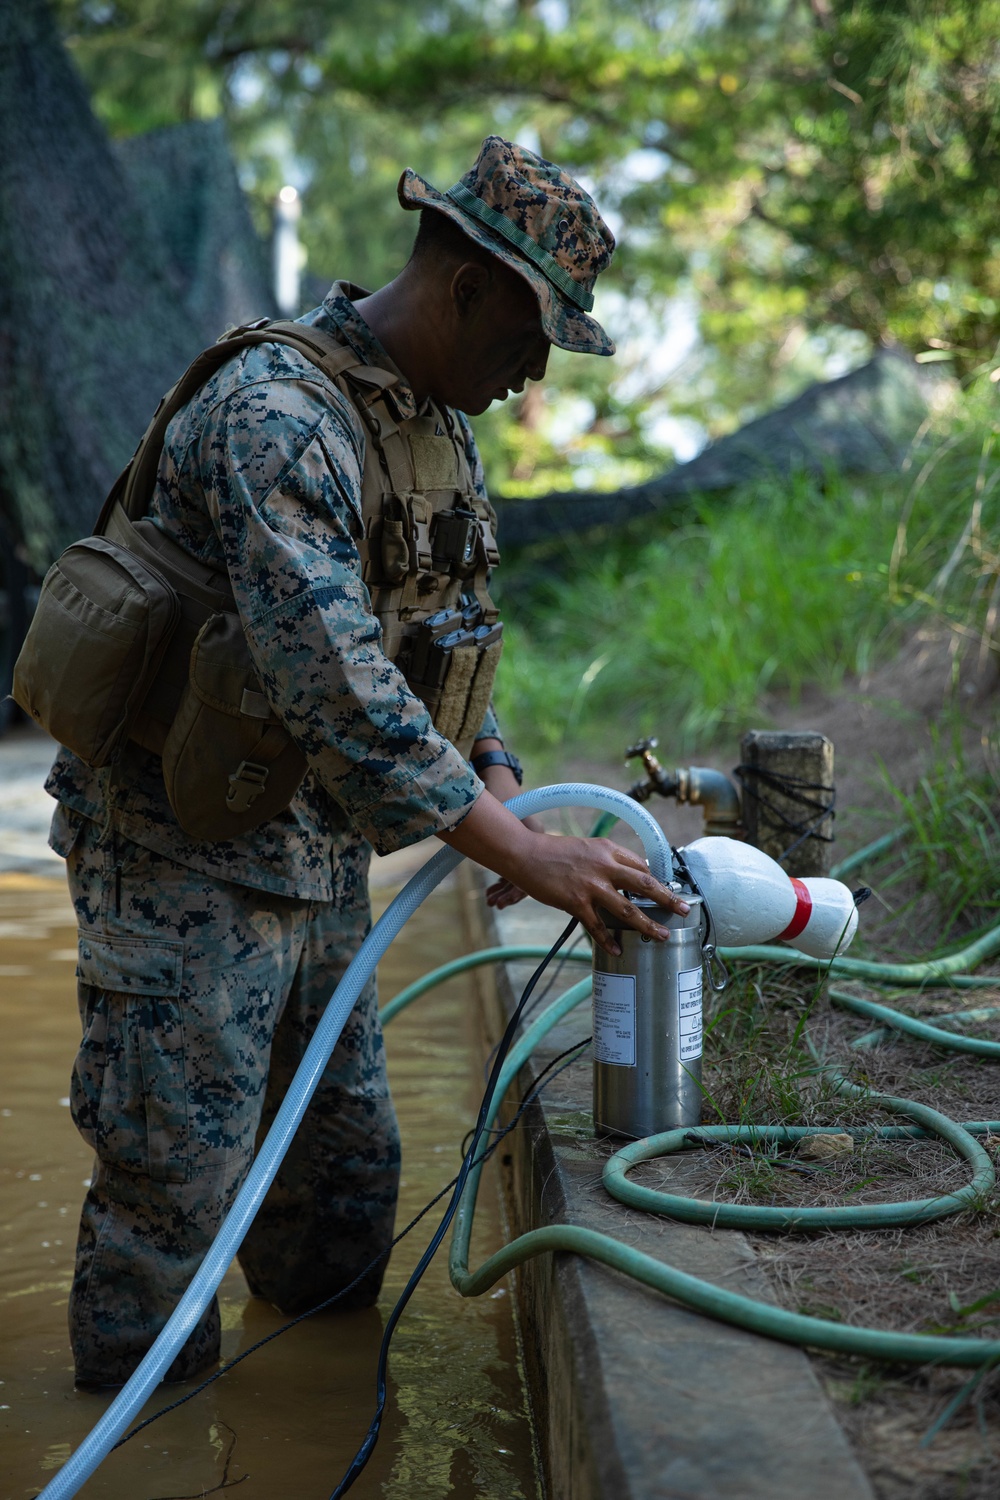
[53,0,1000,499]
[45,0,999,766]
[492,385,999,756]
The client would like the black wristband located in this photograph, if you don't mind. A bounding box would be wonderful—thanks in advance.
[470,748,523,785]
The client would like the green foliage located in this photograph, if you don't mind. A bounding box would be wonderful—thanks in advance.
[52,0,1000,486]
[494,467,896,753]
[879,725,1000,937]
[492,385,1000,757]
[472,345,672,497]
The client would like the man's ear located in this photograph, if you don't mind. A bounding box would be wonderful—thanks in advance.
[450,261,493,320]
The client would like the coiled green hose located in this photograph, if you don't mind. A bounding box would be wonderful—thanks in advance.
[381,900,1000,1367]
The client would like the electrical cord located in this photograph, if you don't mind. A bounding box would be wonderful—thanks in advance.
[481,929,589,1081]
[328,915,580,1499]
[50,801,998,1499]
[115,1030,592,1456]
[442,956,1000,1371]
[461,1033,592,1159]
[41,784,674,1500]
[105,847,1000,1492]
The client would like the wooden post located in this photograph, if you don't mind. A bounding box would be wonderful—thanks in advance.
[738,731,835,878]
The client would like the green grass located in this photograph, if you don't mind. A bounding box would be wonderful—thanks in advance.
[493,388,1000,758]
[874,726,1000,940]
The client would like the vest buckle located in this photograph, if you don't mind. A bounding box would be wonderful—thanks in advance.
[226,760,269,812]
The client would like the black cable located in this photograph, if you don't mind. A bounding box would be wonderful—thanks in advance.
[462,1033,592,1158]
[732,763,837,861]
[115,1027,592,1460]
[113,924,581,1476]
[523,929,589,1022]
[329,915,579,1499]
[482,927,589,1080]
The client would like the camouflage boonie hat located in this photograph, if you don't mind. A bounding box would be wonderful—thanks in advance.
[398,135,616,356]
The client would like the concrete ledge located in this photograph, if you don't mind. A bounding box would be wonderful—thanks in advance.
[460,874,873,1500]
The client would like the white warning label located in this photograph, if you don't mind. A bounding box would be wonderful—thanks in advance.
[677,967,703,1062]
[593,972,636,1067]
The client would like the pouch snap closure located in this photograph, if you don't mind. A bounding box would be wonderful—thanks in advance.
[226,760,269,812]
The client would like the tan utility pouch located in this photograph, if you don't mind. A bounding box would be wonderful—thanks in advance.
[12,319,358,837]
[12,535,179,767]
[161,611,308,841]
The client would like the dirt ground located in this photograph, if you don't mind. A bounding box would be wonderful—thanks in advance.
[560,623,1000,1500]
[681,974,1000,1500]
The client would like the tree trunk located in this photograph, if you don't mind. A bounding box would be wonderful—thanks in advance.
[0,0,204,572]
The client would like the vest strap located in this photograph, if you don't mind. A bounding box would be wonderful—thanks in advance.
[99,323,368,532]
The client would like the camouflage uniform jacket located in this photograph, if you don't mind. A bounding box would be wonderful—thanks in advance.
[46,283,498,901]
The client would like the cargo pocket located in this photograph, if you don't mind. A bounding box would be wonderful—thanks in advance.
[72,933,190,1183]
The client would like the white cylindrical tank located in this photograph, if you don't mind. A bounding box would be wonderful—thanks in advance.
[678,837,858,958]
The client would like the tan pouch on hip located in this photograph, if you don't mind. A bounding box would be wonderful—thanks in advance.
[12,536,179,767]
[161,612,307,841]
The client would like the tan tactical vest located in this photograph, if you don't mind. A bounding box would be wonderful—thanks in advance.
[17,319,503,841]
[354,379,502,749]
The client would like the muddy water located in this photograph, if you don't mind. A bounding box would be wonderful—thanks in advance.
[0,872,539,1500]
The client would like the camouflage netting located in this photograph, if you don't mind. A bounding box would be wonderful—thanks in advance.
[116,118,274,348]
[493,350,942,551]
[0,0,274,576]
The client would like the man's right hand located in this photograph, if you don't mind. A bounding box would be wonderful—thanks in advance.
[436,789,689,956]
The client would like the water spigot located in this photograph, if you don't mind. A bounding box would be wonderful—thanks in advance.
[625,738,744,838]
[625,738,680,803]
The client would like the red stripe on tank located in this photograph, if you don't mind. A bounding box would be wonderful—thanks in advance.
[777,878,812,942]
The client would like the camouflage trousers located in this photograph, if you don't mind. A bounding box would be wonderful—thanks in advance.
[65,813,400,1386]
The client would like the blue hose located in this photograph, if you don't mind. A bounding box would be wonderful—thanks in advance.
[41,782,672,1500]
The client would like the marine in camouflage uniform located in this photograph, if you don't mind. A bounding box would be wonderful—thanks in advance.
[46,136,620,1386]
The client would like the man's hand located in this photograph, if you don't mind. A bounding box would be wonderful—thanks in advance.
[437,788,688,956]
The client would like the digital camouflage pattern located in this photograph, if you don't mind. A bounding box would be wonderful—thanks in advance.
[46,280,508,1382]
[399,135,616,357]
[63,808,399,1383]
[46,282,498,902]
[41,156,610,1380]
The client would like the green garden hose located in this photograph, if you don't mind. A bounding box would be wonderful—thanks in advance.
[830,989,1000,1058]
[377,805,1000,1370]
[603,1105,994,1230]
[851,1003,1000,1051]
[718,925,1000,986]
[379,947,590,1025]
[383,919,1000,1368]
[830,827,909,880]
[430,966,1000,1368]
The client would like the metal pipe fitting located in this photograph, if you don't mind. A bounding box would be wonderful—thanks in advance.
[677,765,742,836]
[625,739,742,837]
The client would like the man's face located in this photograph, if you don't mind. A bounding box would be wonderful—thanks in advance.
[438,260,551,415]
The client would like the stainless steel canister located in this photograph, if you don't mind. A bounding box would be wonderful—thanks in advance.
[592,895,704,1138]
